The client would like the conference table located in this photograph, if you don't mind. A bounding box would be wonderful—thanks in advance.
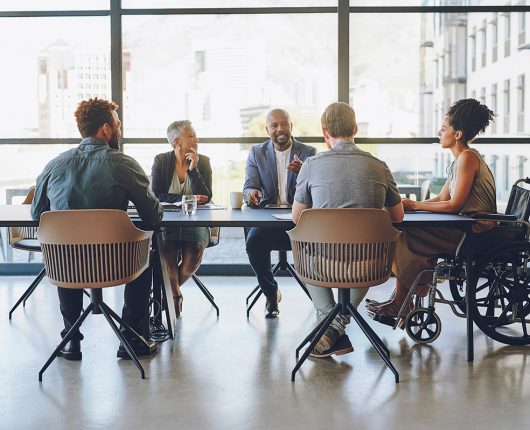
[0,205,477,361]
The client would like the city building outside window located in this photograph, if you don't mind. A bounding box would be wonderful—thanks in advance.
[480,20,487,67]
[491,83,497,134]
[517,74,525,133]
[491,12,498,63]
[519,11,526,46]
[505,13,511,57]
[504,79,511,134]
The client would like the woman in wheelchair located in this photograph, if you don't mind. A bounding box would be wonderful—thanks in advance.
[367,98,496,321]
[151,120,212,317]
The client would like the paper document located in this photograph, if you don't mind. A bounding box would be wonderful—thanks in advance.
[272,212,293,220]
[198,203,226,210]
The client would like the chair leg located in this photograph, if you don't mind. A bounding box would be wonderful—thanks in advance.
[22,269,46,306]
[192,275,214,300]
[39,303,94,382]
[346,303,399,383]
[9,268,46,319]
[245,285,260,305]
[345,303,390,357]
[284,263,312,301]
[295,303,341,360]
[99,303,145,379]
[291,304,342,381]
[191,275,220,317]
[246,289,262,318]
[246,261,281,316]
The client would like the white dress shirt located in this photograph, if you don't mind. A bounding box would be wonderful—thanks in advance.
[274,145,291,205]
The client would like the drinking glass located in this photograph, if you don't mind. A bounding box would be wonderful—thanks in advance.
[181,195,197,215]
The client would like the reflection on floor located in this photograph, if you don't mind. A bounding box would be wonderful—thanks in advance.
[2,275,530,429]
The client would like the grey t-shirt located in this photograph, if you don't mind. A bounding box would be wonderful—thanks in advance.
[294,142,401,209]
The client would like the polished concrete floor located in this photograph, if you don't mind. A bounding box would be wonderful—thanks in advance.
[2,275,530,429]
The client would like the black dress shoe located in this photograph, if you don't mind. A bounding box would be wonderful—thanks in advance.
[117,336,157,359]
[58,340,82,361]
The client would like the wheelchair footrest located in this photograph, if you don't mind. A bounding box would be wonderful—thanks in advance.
[367,310,397,328]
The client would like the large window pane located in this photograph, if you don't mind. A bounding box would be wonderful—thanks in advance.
[0,1,108,11]
[0,17,110,138]
[350,12,530,137]
[122,14,337,137]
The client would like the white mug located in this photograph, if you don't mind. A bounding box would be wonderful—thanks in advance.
[230,191,244,209]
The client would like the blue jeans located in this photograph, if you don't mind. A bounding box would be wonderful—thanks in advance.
[245,227,291,298]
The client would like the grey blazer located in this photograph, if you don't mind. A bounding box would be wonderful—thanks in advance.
[243,138,316,206]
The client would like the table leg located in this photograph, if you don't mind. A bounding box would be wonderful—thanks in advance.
[156,231,177,338]
[465,226,474,362]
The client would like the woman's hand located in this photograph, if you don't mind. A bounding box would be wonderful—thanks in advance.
[186,151,199,171]
[195,194,209,205]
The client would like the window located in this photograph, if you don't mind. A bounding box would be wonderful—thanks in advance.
[480,87,486,105]
[0,17,110,138]
[504,79,511,134]
[505,13,511,57]
[517,74,525,133]
[122,14,337,138]
[519,11,526,46]
[480,20,487,67]
[491,13,498,62]
[470,28,477,71]
[491,83,497,134]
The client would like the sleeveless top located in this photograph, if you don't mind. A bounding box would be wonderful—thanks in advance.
[448,148,497,232]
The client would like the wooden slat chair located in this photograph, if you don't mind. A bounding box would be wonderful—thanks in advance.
[287,208,401,382]
[37,209,153,381]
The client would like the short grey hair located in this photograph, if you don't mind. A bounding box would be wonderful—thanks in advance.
[167,120,192,148]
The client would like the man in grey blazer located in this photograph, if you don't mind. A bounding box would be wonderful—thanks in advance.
[243,108,317,317]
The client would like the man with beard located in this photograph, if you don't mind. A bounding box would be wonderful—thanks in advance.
[243,108,316,317]
[31,98,162,361]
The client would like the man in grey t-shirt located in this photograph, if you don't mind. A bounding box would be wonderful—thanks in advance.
[292,102,404,358]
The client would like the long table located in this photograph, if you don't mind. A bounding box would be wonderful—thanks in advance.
[0,205,477,361]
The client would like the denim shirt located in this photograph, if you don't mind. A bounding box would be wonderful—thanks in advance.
[31,137,163,226]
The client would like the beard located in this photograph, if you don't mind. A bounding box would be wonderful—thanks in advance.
[108,131,120,150]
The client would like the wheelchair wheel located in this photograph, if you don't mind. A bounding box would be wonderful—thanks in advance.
[405,308,442,344]
[469,243,530,345]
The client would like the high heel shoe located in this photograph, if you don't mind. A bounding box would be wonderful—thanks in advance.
[173,294,183,318]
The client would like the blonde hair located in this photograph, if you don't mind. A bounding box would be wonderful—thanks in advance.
[320,102,357,138]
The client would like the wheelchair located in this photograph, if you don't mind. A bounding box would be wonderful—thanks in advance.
[369,178,530,346]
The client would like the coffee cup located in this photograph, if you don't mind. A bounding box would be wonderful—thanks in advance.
[230,191,244,209]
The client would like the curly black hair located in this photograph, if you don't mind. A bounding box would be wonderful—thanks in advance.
[446,98,495,143]
[74,97,119,138]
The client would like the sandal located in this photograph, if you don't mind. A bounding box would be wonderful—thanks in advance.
[173,294,183,318]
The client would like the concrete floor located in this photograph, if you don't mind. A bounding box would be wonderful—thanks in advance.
[2,275,530,429]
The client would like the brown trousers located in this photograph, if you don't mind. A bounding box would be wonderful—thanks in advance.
[392,227,465,292]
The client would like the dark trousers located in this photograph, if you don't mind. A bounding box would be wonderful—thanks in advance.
[245,227,291,298]
[57,266,152,341]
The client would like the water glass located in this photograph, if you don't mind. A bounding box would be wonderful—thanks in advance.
[181,195,197,216]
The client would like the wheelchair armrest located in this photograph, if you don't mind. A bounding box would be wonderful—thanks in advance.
[470,212,517,221]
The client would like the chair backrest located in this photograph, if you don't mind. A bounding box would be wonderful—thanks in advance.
[505,178,530,221]
[287,208,400,289]
[38,209,153,289]
[9,186,38,245]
